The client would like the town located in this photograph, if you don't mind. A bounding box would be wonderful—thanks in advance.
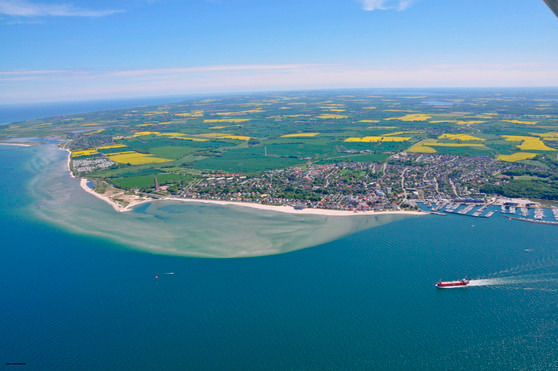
[136,153,535,212]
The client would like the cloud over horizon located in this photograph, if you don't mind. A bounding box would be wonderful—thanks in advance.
[2,62,558,104]
[360,0,416,11]
[0,0,122,17]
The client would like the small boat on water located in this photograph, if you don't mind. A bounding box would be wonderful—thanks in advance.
[436,278,469,288]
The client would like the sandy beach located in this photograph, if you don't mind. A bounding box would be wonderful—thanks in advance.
[160,197,425,217]
[65,145,424,217]
[77,176,424,217]
[64,148,76,178]
[78,178,153,212]
[61,152,423,216]
[0,142,33,147]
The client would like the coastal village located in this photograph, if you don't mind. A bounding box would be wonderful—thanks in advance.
[71,149,558,224]
[3,91,556,222]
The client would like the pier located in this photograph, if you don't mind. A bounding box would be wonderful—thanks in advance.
[508,217,558,226]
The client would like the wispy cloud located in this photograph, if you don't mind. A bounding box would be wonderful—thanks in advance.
[2,62,558,104]
[360,0,416,11]
[0,64,325,80]
[0,0,123,17]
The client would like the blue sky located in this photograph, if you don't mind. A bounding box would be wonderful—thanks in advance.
[1,0,557,103]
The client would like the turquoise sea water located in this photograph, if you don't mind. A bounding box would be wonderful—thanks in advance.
[1,144,558,370]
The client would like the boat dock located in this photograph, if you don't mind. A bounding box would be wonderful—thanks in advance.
[438,203,494,218]
[425,199,556,225]
[508,216,558,226]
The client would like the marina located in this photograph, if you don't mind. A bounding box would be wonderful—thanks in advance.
[422,199,557,224]
[434,203,494,218]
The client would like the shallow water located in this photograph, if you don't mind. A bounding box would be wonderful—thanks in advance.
[28,145,406,257]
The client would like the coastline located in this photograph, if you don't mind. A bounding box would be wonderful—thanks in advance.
[78,178,154,213]
[64,145,424,217]
[78,177,425,216]
[0,142,33,147]
[159,197,426,217]
[77,177,425,217]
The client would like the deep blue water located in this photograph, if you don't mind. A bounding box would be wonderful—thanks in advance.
[1,145,558,370]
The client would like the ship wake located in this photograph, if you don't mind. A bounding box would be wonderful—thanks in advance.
[468,272,558,288]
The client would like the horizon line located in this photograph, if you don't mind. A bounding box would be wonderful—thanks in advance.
[3,86,558,106]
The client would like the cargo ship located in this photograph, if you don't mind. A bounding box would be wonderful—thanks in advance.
[435,278,469,288]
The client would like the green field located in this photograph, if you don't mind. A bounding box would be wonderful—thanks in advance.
[1,90,557,189]
[111,173,193,188]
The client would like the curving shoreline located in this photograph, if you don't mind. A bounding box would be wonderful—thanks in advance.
[66,148,425,217]
[0,142,33,147]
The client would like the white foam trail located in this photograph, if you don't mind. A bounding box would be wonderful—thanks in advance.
[468,278,508,287]
[469,275,558,287]
[485,257,558,278]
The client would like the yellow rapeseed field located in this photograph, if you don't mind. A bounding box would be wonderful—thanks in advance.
[122,131,208,142]
[358,120,380,123]
[386,114,432,122]
[175,110,204,117]
[344,136,411,143]
[502,135,535,142]
[502,120,538,125]
[84,129,105,135]
[317,114,348,119]
[81,123,101,126]
[366,126,397,129]
[200,133,251,141]
[384,131,422,136]
[97,144,127,150]
[406,140,437,153]
[215,112,241,116]
[281,133,320,138]
[533,132,558,141]
[363,107,376,109]
[267,114,311,119]
[438,134,486,141]
[215,109,264,116]
[406,139,485,153]
[72,149,98,157]
[502,135,556,151]
[497,153,538,162]
[108,151,171,165]
[430,120,487,125]
[209,125,243,129]
[203,119,251,123]
[428,143,485,147]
